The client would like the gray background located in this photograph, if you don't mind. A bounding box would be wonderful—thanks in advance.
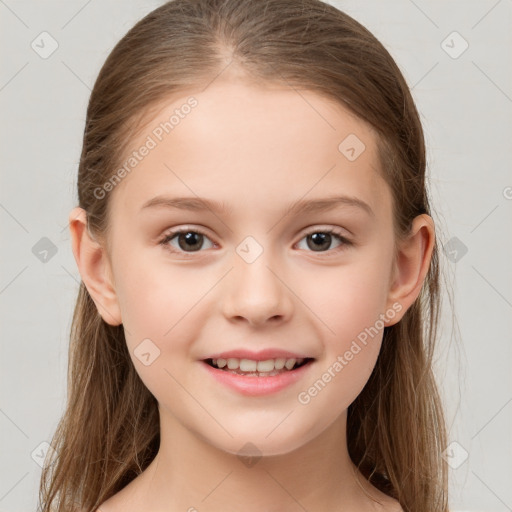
[0,0,511,511]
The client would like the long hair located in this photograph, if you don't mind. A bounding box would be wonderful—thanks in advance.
[39,1,450,510]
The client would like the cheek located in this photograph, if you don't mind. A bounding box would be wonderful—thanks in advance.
[300,258,392,336]
[297,333,382,421]
[114,251,195,332]
[296,258,390,396]
[114,259,210,371]
[297,268,389,413]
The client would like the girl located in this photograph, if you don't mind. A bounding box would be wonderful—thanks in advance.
[39,0,449,510]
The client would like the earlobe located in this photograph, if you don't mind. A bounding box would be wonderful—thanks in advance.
[385,214,435,326]
[68,207,122,326]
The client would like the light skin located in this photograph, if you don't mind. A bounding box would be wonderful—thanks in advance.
[69,73,434,512]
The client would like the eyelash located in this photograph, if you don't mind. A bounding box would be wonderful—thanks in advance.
[158,226,352,257]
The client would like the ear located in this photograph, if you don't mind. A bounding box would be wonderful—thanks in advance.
[68,207,122,326]
[384,214,435,326]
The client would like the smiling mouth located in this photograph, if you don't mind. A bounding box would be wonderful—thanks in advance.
[204,357,314,377]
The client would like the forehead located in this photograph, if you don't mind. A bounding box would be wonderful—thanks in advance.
[108,79,391,221]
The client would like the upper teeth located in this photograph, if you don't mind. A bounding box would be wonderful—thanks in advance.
[212,357,304,372]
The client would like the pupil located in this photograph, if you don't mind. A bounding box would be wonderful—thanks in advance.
[308,232,331,251]
[179,232,203,251]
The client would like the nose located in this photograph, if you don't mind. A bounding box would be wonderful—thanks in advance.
[222,250,294,327]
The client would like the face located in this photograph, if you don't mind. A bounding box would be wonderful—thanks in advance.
[102,77,400,457]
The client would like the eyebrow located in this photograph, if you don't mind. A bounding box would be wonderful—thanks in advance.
[140,194,375,218]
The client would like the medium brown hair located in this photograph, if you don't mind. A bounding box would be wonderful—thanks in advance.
[39,1,449,510]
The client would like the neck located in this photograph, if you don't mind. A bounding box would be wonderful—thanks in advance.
[127,408,384,512]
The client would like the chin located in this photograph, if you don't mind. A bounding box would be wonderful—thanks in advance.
[203,425,321,461]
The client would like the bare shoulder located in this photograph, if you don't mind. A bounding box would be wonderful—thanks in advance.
[94,492,127,512]
[93,477,142,512]
[363,485,403,512]
[93,488,131,512]
[353,467,402,512]
[94,459,155,512]
[372,494,403,512]
[385,500,404,512]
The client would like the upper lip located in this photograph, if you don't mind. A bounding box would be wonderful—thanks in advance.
[203,349,314,361]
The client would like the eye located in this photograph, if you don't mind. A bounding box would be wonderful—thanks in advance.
[295,228,352,255]
[159,228,215,254]
[159,226,352,256]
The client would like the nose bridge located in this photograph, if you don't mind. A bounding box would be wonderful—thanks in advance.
[223,235,292,325]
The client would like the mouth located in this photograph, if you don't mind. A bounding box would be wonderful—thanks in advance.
[203,357,315,377]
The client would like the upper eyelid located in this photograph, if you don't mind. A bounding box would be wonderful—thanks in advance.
[161,224,351,239]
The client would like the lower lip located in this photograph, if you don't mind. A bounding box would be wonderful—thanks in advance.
[200,360,314,396]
